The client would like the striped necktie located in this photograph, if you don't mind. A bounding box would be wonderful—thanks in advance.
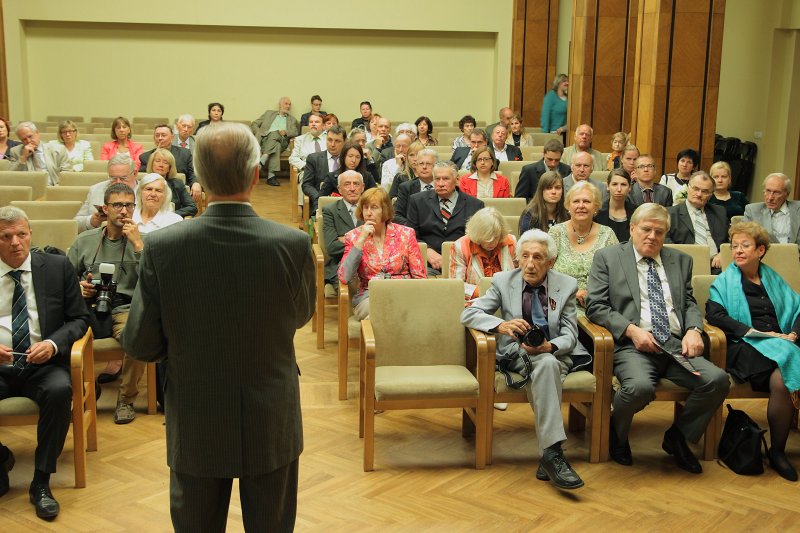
[9,270,31,354]
[440,198,451,224]
[645,258,670,344]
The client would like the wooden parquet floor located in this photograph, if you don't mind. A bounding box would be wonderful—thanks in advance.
[1,177,798,532]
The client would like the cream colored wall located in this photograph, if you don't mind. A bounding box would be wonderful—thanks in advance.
[3,0,513,125]
[556,0,573,76]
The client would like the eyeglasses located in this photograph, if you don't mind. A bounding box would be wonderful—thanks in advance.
[688,185,713,195]
[107,202,135,210]
[61,129,77,134]
[636,164,655,170]
[476,157,493,163]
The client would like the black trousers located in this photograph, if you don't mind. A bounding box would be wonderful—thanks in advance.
[170,458,299,533]
[0,363,72,473]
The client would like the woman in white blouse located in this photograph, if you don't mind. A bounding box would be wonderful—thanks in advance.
[49,120,93,171]
[133,173,183,233]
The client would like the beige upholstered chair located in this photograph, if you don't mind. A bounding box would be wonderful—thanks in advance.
[46,115,84,123]
[81,160,109,173]
[531,133,560,145]
[440,241,454,278]
[590,170,610,183]
[0,330,97,487]
[664,244,711,276]
[338,241,427,400]
[0,185,33,205]
[436,132,460,147]
[59,172,108,188]
[0,159,11,171]
[132,117,169,127]
[520,147,543,161]
[0,171,48,199]
[474,277,611,464]
[480,197,526,217]
[11,200,82,220]
[45,185,90,202]
[508,171,521,195]
[311,197,344,348]
[497,161,527,176]
[359,279,487,471]
[29,220,78,252]
[720,242,800,291]
[504,216,521,239]
[730,215,744,225]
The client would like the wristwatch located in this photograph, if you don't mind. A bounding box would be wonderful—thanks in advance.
[689,327,703,334]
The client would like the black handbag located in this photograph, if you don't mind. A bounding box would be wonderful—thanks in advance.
[717,403,768,475]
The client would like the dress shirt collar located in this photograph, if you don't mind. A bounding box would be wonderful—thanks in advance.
[633,246,663,268]
[0,254,32,277]
[207,201,252,206]
[772,202,789,216]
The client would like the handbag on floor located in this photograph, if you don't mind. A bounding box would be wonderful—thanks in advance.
[717,403,768,475]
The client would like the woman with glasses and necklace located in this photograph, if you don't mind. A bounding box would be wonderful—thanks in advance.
[49,120,93,171]
[458,146,510,198]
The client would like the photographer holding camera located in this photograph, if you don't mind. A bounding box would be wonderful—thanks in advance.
[461,229,589,490]
[67,183,145,424]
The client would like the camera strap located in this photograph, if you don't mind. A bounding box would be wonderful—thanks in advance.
[89,227,128,278]
[496,351,533,390]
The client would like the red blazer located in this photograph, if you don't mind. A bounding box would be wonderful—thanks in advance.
[458,172,511,198]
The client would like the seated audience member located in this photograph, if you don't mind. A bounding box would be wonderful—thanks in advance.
[586,203,729,473]
[449,207,516,300]
[49,120,93,171]
[75,154,139,233]
[132,173,183,233]
[139,124,200,200]
[322,171,365,298]
[451,129,488,171]
[707,222,800,481]
[68,183,148,424]
[300,95,326,127]
[365,113,380,143]
[519,171,568,234]
[490,124,523,163]
[660,148,699,203]
[515,139,571,202]
[289,112,326,182]
[173,114,196,152]
[365,116,392,167]
[666,171,727,274]
[302,125,346,214]
[563,152,607,199]
[452,115,476,151]
[100,117,144,171]
[606,131,628,170]
[619,144,640,177]
[393,122,418,144]
[541,74,569,136]
[743,173,800,244]
[708,161,748,223]
[194,102,224,134]
[485,106,513,138]
[250,96,299,186]
[561,124,604,171]
[319,141,378,197]
[627,154,673,207]
[339,187,426,320]
[460,229,587,490]
[351,101,373,131]
[595,169,636,243]
[407,161,484,275]
[0,206,90,520]
[323,113,339,132]
[8,122,70,186]
[508,114,534,147]
[348,128,379,180]
[0,117,21,159]
[459,147,511,199]
[393,149,437,226]
[380,133,412,191]
[415,116,437,147]
[145,148,197,218]
[388,141,424,199]
[549,181,618,313]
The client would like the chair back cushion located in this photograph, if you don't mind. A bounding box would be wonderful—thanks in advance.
[691,274,717,319]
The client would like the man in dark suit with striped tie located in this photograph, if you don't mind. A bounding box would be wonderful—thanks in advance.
[0,206,89,520]
[123,122,315,532]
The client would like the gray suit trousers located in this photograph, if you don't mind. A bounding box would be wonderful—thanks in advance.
[259,131,290,173]
[509,353,569,455]
[611,336,729,443]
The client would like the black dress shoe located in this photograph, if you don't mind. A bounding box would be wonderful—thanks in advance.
[0,446,15,497]
[662,425,702,474]
[609,427,633,466]
[97,368,122,384]
[29,482,59,520]
[535,463,549,481]
[768,449,798,481]
[539,451,584,489]
[267,177,281,187]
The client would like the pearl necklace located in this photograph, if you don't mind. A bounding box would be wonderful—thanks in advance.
[572,222,593,245]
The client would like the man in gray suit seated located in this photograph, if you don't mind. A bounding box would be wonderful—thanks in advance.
[743,172,800,244]
[322,170,364,297]
[586,203,729,473]
[251,96,300,186]
[563,151,607,200]
[461,229,586,490]
[7,121,71,185]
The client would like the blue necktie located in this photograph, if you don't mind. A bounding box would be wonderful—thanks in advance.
[9,270,31,354]
[645,258,670,344]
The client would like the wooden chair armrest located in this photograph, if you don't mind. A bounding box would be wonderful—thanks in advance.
[702,321,727,368]
[467,328,496,391]
[361,319,375,362]
[579,316,614,380]
[312,243,324,264]
[338,281,351,306]
[70,329,93,369]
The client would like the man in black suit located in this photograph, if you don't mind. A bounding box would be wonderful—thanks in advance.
[666,171,728,273]
[0,206,90,520]
[139,124,200,201]
[490,124,523,163]
[393,149,437,226]
[407,161,484,275]
[322,171,364,294]
[451,130,488,171]
[628,154,673,207]
[301,125,346,214]
[350,101,372,131]
[515,139,571,202]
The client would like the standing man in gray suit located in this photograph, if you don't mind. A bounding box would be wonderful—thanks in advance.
[123,122,315,532]
[251,96,300,186]
[743,172,800,244]
[585,204,729,473]
[461,229,585,490]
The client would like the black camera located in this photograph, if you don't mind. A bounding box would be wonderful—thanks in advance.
[92,262,118,314]
[517,323,546,347]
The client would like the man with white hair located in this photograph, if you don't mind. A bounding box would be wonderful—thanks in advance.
[74,154,139,234]
[380,133,412,191]
[173,114,197,151]
[561,124,605,171]
[8,122,71,185]
[743,173,800,244]
[251,96,300,186]
[461,229,587,490]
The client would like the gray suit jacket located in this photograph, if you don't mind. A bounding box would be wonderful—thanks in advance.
[122,203,315,478]
[250,109,300,140]
[628,182,673,207]
[743,201,800,244]
[585,242,703,347]
[322,199,362,283]
[461,269,584,366]
[563,174,608,203]
[8,142,71,185]
[666,202,728,250]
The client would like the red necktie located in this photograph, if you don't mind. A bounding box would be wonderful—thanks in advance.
[181,142,187,149]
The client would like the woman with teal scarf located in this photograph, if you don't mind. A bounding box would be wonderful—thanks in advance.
[707,222,800,481]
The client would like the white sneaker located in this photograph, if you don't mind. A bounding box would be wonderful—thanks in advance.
[493,403,508,411]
